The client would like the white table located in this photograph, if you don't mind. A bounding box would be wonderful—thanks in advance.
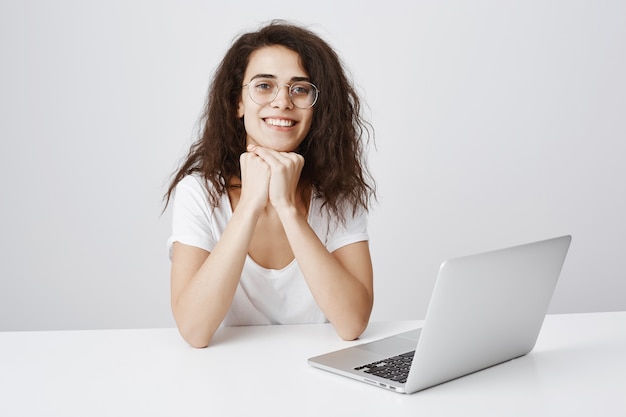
[1,312,625,416]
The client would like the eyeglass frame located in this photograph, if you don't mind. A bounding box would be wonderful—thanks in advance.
[242,78,320,109]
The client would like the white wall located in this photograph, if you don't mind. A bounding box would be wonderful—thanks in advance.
[1,0,624,331]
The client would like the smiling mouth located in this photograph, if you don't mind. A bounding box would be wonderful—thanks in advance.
[264,118,296,128]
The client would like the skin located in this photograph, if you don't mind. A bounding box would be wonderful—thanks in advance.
[170,45,374,348]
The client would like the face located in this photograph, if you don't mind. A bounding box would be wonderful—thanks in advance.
[237,45,314,152]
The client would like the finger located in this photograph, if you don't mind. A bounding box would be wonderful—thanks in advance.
[247,145,281,164]
[283,152,304,166]
[249,145,303,169]
[240,151,270,179]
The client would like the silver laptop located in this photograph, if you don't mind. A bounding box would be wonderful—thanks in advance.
[308,235,571,394]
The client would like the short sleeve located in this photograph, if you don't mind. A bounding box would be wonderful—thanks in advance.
[167,175,217,259]
[325,206,369,253]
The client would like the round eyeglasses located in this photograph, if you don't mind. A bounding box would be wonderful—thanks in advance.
[242,78,319,109]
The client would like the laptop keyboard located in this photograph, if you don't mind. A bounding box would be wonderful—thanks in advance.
[354,351,415,383]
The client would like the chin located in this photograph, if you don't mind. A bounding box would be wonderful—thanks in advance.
[248,133,305,152]
[264,140,302,153]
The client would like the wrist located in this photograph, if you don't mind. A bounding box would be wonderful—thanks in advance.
[274,203,302,223]
[233,199,265,220]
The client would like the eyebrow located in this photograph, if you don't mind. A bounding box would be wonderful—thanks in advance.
[249,74,311,82]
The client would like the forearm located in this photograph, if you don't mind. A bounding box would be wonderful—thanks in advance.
[277,207,373,340]
[172,205,261,347]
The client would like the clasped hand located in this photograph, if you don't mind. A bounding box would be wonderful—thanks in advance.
[239,144,305,211]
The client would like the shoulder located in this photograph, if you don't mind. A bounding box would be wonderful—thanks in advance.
[310,196,368,225]
[170,174,225,217]
[168,174,226,254]
[176,173,211,193]
[309,196,369,249]
[173,174,221,203]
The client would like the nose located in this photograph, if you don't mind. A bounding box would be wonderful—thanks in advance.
[271,85,294,109]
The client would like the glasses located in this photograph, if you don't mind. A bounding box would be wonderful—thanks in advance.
[242,78,319,109]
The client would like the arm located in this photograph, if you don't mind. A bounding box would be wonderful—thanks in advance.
[248,145,373,340]
[278,209,374,340]
[170,206,258,348]
[170,153,271,348]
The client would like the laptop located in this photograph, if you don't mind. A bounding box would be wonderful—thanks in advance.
[308,235,572,394]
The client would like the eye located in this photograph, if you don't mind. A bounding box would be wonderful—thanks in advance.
[291,83,311,96]
[253,80,276,92]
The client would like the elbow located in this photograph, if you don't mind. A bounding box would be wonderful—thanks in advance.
[172,306,218,348]
[176,322,215,349]
[187,337,211,349]
[179,328,211,348]
[335,316,370,341]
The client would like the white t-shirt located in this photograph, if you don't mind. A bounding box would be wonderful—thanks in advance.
[167,174,369,326]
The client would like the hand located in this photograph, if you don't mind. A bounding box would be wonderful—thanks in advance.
[246,145,304,210]
[238,149,271,212]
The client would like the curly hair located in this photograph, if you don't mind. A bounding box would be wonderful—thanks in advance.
[164,20,375,222]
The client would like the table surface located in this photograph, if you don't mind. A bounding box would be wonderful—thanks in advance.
[1,312,625,417]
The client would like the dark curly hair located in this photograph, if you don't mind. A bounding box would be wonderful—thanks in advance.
[164,20,375,221]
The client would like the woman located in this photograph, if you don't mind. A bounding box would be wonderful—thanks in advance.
[165,21,375,348]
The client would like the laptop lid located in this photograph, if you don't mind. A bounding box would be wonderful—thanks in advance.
[308,235,572,394]
[405,234,571,392]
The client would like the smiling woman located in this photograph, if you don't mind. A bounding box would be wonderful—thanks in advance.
[237,45,314,152]
[163,21,376,348]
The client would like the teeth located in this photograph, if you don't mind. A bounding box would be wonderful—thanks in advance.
[266,118,295,127]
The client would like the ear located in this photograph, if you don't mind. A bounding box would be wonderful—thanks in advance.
[236,99,244,119]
